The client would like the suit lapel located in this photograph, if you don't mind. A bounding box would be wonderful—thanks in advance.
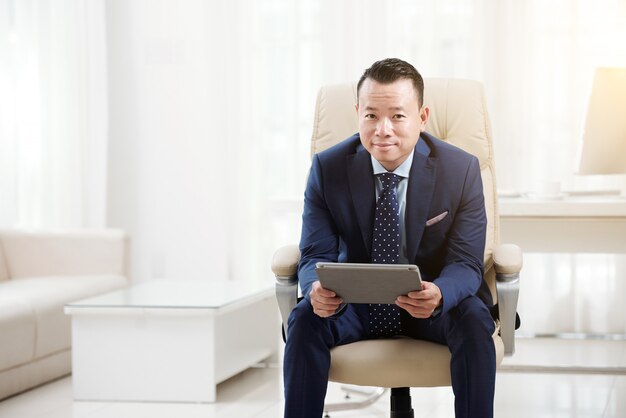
[406,139,438,263]
[347,148,376,256]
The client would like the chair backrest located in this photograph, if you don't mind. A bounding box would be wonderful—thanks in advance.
[310,79,500,300]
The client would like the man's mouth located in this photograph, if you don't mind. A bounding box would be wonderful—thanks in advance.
[373,143,395,149]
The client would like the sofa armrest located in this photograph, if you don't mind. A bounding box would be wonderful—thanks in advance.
[272,245,300,336]
[493,244,522,356]
[0,229,130,279]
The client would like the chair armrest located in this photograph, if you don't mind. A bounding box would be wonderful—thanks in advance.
[271,244,300,278]
[272,245,300,336]
[493,243,523,275]
[493,244,522,356]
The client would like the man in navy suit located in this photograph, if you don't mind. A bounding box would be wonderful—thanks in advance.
[283,58,496,418]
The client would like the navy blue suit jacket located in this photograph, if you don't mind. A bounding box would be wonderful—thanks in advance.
[298,131,492,316]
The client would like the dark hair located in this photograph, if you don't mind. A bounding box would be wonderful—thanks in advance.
[357,58,424,107]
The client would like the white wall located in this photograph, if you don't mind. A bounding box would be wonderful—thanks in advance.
[106,0,232,282]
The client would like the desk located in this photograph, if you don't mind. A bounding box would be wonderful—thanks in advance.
[499,197,626,375]
[499,196,626,253]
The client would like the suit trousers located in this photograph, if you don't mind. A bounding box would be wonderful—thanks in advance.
[283,295,496,418]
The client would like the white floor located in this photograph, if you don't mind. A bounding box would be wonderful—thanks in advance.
[1,338,625,418]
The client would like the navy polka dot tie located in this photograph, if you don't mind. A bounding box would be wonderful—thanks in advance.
[369,172,403,338]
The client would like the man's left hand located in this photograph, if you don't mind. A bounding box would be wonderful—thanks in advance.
[396,282,442,318]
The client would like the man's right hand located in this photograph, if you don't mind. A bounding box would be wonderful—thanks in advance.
[310,280,343,318]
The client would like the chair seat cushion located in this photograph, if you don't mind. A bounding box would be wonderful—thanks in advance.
[329,327,504,388]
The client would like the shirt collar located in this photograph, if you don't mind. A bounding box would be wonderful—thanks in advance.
[371,149,414,178]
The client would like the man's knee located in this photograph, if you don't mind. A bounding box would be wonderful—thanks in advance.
[449,296,495,339]
[287,298,323,335]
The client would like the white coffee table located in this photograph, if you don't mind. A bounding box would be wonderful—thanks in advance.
[64,279,278,403]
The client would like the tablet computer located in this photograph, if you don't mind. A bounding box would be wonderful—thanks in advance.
[315,262,422,304]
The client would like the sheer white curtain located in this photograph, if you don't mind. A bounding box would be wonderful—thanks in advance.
[229,0,626,274]
[0,0,108,228]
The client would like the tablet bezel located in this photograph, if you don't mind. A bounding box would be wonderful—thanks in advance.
[315,262,423,304]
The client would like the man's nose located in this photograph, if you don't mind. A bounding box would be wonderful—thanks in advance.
[375,118,392,136]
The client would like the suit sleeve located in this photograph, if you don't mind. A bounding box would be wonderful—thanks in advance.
[297,154,340,300]
[433,156,487,315]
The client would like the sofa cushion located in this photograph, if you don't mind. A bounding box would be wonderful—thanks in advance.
[0,296,36,371]
[0,275,128,358]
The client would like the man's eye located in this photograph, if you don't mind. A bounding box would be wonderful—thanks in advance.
[364,114,376,119]
[393,114,406,119]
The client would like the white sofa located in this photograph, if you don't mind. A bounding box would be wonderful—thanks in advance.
[0,229,130,400]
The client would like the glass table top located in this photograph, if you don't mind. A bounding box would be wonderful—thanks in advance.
[66,279,274,310]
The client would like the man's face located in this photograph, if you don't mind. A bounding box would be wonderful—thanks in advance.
[356,78,429,171]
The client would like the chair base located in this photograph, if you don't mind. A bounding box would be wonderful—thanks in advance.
[323,385,387,416]
[322,386,414,417]
[391,387,414,418]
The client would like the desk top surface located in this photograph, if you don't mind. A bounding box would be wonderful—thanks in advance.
[499,196,626,217]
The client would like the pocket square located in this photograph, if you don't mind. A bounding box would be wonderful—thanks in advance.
[425,211,449,227]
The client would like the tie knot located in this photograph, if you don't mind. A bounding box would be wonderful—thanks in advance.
[377,172,402,190]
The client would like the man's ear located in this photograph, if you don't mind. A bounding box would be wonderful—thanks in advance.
[419,106,430,132]
[355,103,359,114]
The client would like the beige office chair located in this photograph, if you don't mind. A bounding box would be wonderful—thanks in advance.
[272,79,522,417]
